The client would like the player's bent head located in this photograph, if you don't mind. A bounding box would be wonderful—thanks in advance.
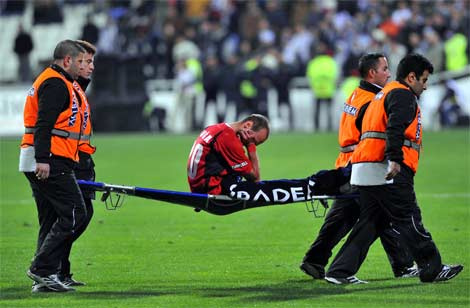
[396,53,434,80]
[242,114,270,132]
[53,40,85,60]
[241,114,270,145]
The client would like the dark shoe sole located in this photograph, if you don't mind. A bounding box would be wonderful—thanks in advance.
[300,262,325,279]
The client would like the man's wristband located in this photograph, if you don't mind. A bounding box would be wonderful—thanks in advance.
[247,143,256,153]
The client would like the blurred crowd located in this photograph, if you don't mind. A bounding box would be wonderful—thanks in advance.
[81,0,467,75]
[9,1,469,77]
[6,0,469,130]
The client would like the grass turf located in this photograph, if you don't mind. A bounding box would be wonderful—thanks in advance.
[0,130,469,308]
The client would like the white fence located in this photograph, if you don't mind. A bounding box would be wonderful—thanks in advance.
[2,69,469,136]
[144,69,470,133]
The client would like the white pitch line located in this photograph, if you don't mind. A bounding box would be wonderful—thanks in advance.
[417,193,470,198]
[1,199,33,205]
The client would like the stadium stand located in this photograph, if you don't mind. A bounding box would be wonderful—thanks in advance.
[1,0,468,133]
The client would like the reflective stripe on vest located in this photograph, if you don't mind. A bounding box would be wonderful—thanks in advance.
[360,131,421,152]
[80,134,91,141]
[339,144,357,153]
[25,127,83,141]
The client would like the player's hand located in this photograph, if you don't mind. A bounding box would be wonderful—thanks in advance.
[238,129,256,146]
[385,161,400,180]
[35,163,50,180]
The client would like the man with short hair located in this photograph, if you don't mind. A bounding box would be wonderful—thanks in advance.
[20,40,87,292]
[31,40,98,292]
[324,53,463,284]
[188,114,350,204]
[62,39,97,286]
[300,53,416,282]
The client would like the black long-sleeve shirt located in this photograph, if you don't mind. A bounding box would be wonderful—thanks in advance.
[384,80,419,180]
[34,64,74,164]
[76,75,90,91]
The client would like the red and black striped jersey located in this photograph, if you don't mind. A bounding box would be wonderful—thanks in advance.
[187,123,252,194]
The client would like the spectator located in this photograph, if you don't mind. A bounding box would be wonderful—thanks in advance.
[185,0,210,24]
[198,11,227,63]
[444,31,468,71]
[238,55,261,118]
[422,28,444,72]
[391,0,412,28]
[264,0,288,41]
[239,2,262,45]
[202,54,223,127]
[382,35,407,79]
[258,18,275,48]
[13,24,34,82]
[306,41,338,131]
[282,23,314,72]
[81,15,99,45]
[173,33,200,64]
[173,45,203,131]
[219,53,241,121]
[97,16,119,55]
[160,21,177,78]
[266,48,295,130]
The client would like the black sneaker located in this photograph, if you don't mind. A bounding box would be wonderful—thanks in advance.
[433,264,463,282]
[300,262,325,279]
[325,275,368,285]
[395,265,420,278]
[31,282,52,293]
[59,274,86,287]
[27,270,75,292]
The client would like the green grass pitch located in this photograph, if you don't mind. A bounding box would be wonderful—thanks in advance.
[1,130,469,308]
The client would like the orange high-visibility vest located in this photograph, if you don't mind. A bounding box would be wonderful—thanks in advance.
[73,81,96,154]
[21,67,83,162]
[335,86,375,168]
[351,81,422,173]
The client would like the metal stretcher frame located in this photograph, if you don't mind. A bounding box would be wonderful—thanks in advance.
[77,180,359,216]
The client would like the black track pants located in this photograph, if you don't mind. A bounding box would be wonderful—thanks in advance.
[59,197,94,276]
[326,184,441,282]
[26,170,87,276]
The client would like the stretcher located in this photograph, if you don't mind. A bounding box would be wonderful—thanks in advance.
[77,180,358,217]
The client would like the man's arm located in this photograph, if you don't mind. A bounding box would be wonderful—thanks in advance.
[354,101,371,133]
[245,143,260,182]
[34,78,70,179]
[214,130,259,182]
[237,130,261,182]
[384,89,416,180]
